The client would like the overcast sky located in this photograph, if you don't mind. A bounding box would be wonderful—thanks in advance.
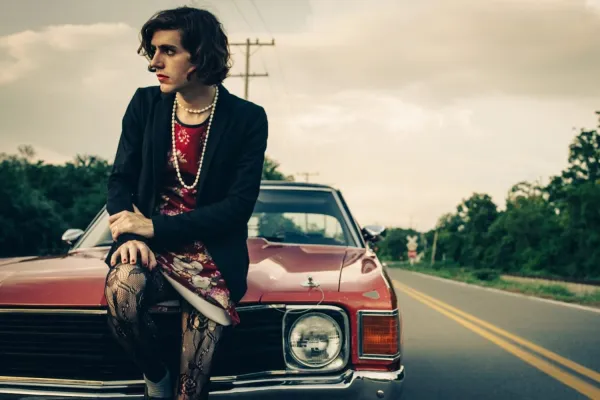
[2,0,600,231]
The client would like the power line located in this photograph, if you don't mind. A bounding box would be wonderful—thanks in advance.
[250,0,272,36]
[244,0,294,123]
[228,0,289,111]
[232,0,254,33]
[192,0,277,101]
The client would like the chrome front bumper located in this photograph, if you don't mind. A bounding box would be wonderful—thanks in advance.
[0,366,405,399]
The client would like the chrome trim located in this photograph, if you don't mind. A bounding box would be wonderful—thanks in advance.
[0,304,349,384]
[259,185,334,192]
[0,304,287,316]
[0,367,405,398]
[287,312,342,368]
[213,367,405,395]
[0,377,144,398]
[214,368,354,385]
[0,376,141,385]
[0,390,140,399]
[331,190,362,247]
[333,189,366,248]
[236,304,287,312]
[70,206,107,250]
[282,305,350,373]
[0,308,106,315]
[357,309,401,361]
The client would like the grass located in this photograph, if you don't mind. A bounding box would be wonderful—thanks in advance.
[386,261,600,308]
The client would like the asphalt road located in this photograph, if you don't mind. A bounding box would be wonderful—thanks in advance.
[387,268,600,400]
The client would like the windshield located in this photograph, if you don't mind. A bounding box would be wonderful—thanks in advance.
[74,187,359,249]
[74,209,112,249]
[250,188,357,246]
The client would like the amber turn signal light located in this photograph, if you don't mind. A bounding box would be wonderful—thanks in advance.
[361,314,399,356]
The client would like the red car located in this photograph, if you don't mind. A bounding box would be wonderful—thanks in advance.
[0,181,404,399]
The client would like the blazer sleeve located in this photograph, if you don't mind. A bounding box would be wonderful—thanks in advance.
[151,106,268,243]
[106,88,149,245]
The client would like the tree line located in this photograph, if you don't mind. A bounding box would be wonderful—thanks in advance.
[2,117,599,281]
[375,118,600,280]
[0,147,292,258]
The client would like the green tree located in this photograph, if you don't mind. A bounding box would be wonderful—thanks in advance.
[374,227,420,261]
[545,127,600,278]
[262,156,294,181]
[484,182,563,275]
[0,149,67,256]
[0,146,292,257]
[433,212,464,264]
[455,193,499,267]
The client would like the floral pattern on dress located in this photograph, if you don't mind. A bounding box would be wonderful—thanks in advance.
[155,119,240,326]
[177,128,190,145]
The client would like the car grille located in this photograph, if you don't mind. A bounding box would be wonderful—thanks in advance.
[0,306,285,381]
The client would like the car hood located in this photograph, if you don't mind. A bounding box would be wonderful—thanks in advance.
[0,239,362,307]
[0,250,112,307]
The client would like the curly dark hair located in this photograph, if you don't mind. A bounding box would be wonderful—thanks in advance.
[138,6,231,85]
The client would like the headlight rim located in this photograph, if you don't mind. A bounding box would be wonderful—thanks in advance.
[282,305,350,372]
[287,312,343,368]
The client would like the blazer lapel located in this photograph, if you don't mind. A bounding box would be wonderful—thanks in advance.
[152,92,174,194]
[195,84,230,197]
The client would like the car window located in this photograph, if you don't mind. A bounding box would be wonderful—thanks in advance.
[249,212,347,246]
[73,209,112,249]
[74,188,360,249]
[249,188,357,246]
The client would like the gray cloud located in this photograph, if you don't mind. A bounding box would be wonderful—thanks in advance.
[1,0,599,230]
[272,0,600,103]
[1,22,149,161]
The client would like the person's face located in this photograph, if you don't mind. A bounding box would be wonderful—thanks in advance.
[149,29,198,93]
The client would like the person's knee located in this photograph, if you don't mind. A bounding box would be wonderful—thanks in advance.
[105,262,147,319]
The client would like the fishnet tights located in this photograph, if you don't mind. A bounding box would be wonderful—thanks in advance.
[105,263,227,399]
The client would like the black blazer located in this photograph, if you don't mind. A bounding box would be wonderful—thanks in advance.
[105,84,268,304]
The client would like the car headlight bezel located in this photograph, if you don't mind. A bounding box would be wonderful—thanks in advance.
[283,306,349,372]
[287,312,342,368]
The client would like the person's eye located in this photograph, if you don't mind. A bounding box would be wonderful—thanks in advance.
[166,49,175,55]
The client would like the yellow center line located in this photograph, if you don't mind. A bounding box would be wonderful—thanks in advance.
[393,280,600,385]
[392,280,600,399]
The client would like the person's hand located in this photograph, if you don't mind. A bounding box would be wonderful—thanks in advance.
[109,205,154,240]
[110,239,158,270]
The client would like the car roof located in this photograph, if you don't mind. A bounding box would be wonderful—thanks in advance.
[260,180,338,191]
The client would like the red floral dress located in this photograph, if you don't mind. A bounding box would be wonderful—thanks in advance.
[154,117,240,326]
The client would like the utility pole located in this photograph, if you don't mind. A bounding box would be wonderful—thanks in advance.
[295,172,319,230]
[229,38,275,100]
[295,172,319,183]
[430,230,438,266]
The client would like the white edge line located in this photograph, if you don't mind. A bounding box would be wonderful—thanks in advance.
[395,270,600,314]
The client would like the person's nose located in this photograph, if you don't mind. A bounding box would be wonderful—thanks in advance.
[150,53,164,71]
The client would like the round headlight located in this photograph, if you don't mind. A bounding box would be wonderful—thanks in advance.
[288,313,342,368]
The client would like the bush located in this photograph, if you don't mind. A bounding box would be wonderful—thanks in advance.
[538,284,574,298]
[473,268,500,281]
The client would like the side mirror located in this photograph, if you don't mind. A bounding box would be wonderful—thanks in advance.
[61,229,84,245]
[361,225,386,243]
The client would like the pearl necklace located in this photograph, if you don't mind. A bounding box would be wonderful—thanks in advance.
[171,86,219,190]
[175,95,213,114]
